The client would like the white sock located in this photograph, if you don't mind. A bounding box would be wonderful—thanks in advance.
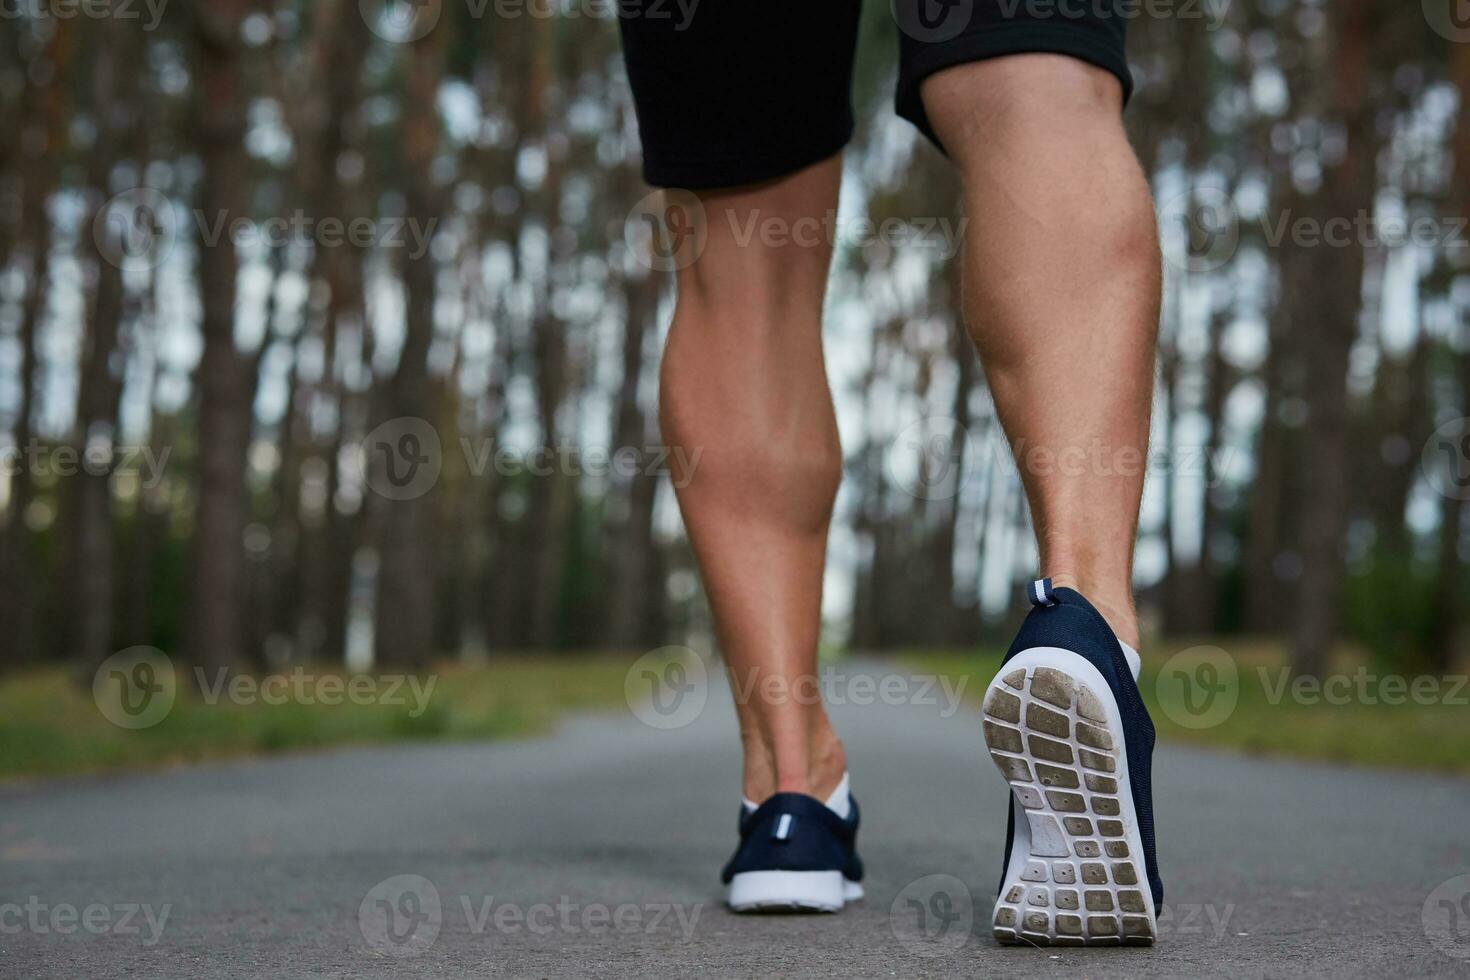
[822,771,852,819]
[742,771,852,818]
[1119,640,1142,681]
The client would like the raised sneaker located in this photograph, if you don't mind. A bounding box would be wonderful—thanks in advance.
[983,579,1163,946]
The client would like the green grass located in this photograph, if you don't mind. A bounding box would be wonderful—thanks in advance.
[0,657,635,780]
[904,639,1470,776]
[7,643,1467,780]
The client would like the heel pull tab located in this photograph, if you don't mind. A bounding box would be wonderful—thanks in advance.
[773,814,794,842]
[1028,578,1058,608]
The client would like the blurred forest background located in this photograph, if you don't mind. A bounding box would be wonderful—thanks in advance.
[1,0,1469,685]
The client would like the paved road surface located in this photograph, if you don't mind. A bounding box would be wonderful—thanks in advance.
[3,661,1470,978]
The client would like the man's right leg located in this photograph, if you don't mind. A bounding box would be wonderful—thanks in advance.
[661,156,848,807]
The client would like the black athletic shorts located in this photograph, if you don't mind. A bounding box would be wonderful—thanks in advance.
[618,1,1132,189]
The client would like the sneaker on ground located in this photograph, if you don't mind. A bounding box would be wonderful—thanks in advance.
[722,773,864,913]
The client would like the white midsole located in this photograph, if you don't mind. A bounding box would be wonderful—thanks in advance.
[727,870,862,912]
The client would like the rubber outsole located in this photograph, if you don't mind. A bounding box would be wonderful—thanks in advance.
[983,648,1157,946]
[727,871,863,913]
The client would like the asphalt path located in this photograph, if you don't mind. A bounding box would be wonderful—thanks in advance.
[4,660,1470,978]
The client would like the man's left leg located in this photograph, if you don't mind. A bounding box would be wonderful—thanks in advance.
[617,0,867,914]
[923,54,1159,650]
[918,52,1165,946]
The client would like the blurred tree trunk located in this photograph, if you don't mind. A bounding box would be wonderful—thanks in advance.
[478,309,516,653]
[0,32,16,273]
[849,321,892,650]
[1429,348,1470,670]
[1364,335,1428,557]
[278,0,366,663]
[322,424,358,660]
[372,10,447,669]
[1244,184,1301,635]
[70,19,135,668]
[472,15,525,654]
[527,306,571,649]
[1154,0,1211,635]
[1426,36,1470,671]
[1169,310,1229,633]
[522,20,571,650]
[868,323,912,648]
[0,24,72,668]
[1195,311,1230,630]
[312,137,367,662]
[450,358,490,658]
[188,3,254,677]
[2,206,48,668]
[124,358,170,649]
[1291,2,1377,674]
[605,271,663,650]
[1157,295,1182,629]
[260,247,304,666]
[937,246,979,645]
[432,379,468,656]
[906,354,940,644]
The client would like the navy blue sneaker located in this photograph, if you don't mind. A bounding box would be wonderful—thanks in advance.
[720,790,864,912]
[983,579,1162,945]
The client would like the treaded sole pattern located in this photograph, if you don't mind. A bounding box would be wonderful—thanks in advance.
[983,661,1156,947]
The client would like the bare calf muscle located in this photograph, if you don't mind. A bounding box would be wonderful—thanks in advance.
[922,55,1160,647]
[663,154,849,804]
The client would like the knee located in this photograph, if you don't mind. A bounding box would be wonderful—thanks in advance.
[921,53,1126,160]
[676,226,833,327]
[672,168,841,319]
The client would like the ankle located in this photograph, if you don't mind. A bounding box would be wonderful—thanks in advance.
[1047,571,1140,649]
[804,724,847,802]
[740,719,847,804]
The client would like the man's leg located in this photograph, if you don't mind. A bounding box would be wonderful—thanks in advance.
[661,155,847,804]
[922,54,1160,646]
[926,53,1166,945]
